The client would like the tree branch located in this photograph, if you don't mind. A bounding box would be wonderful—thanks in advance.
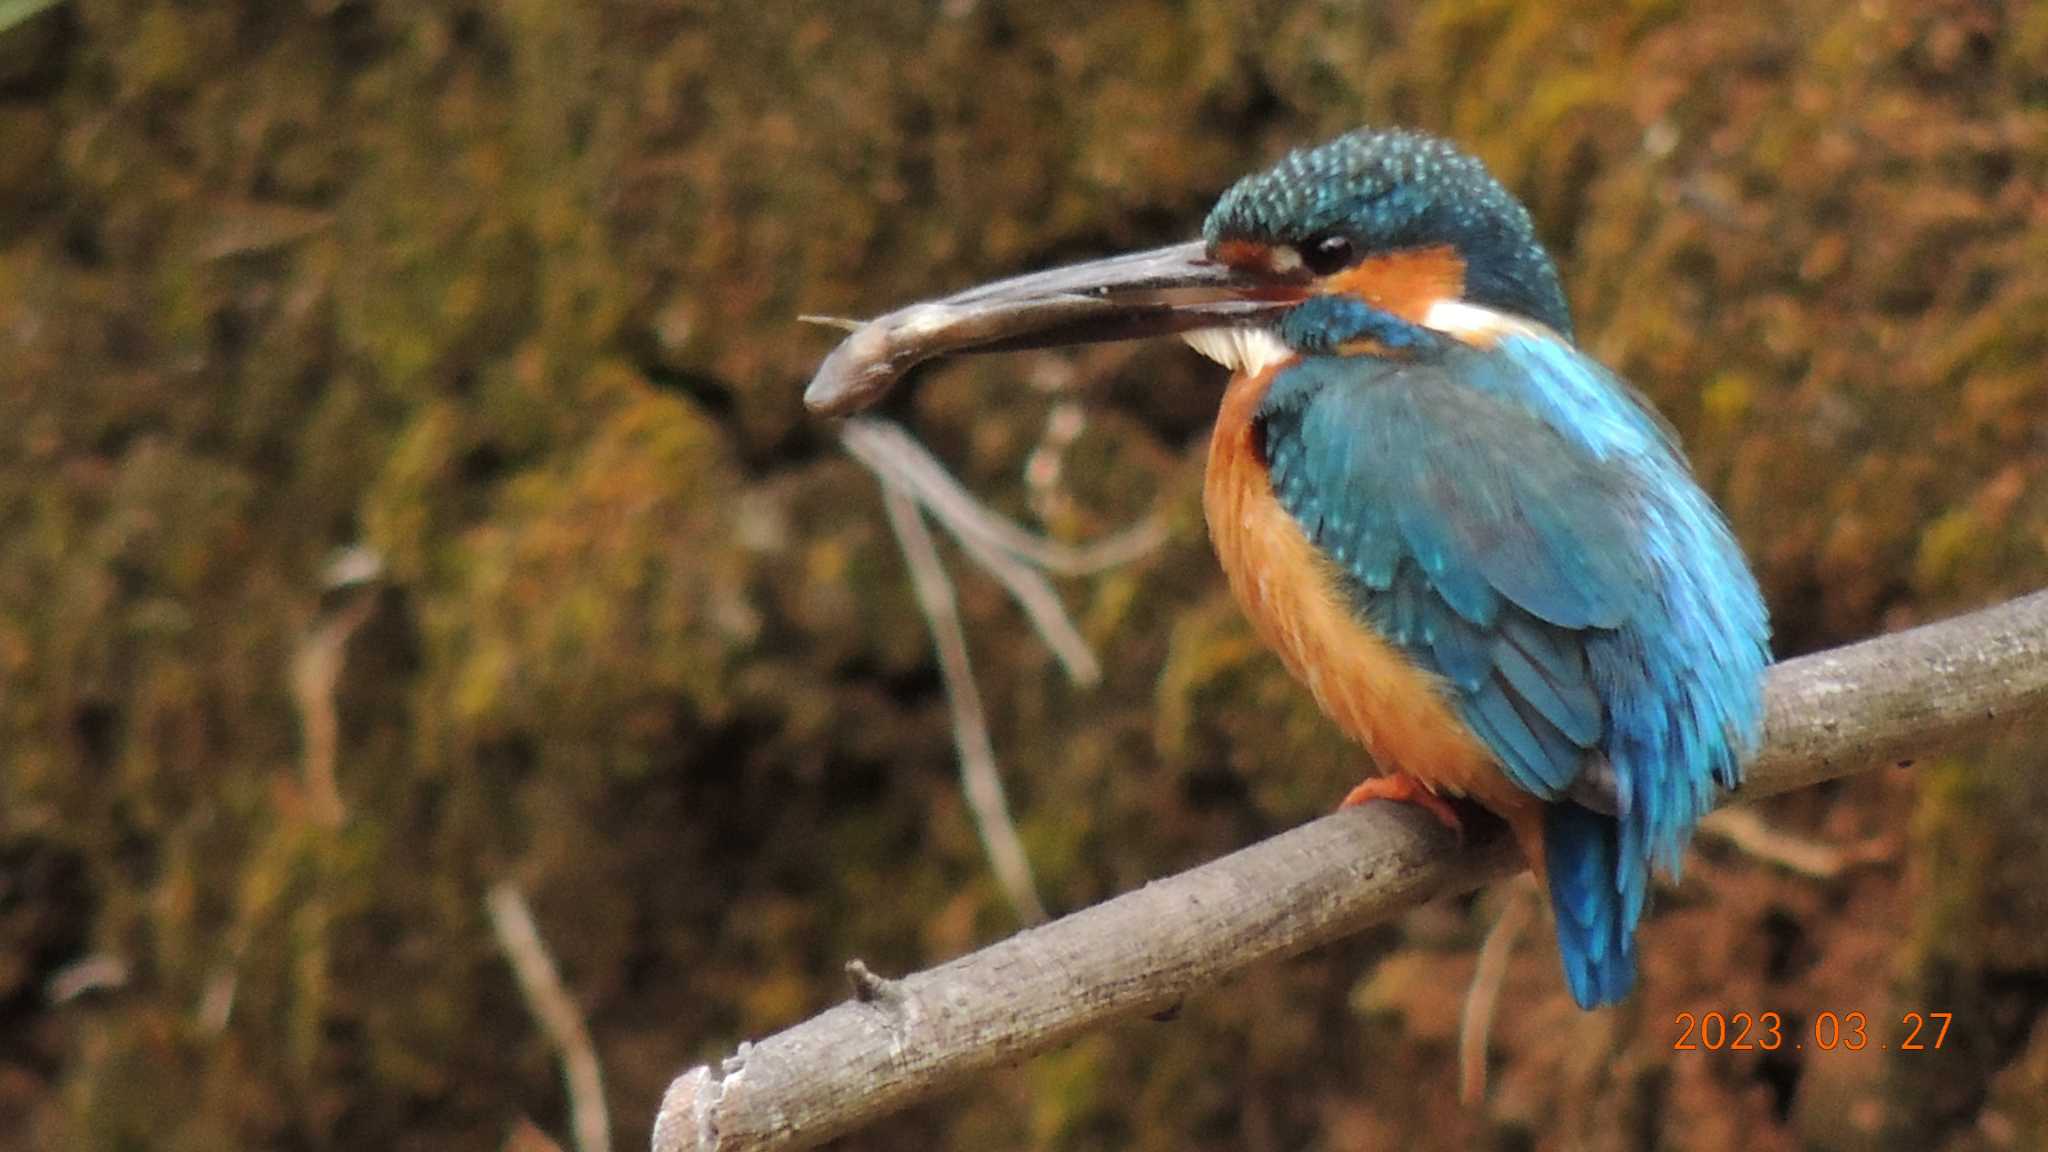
[490,883,614,1152]
[843,414,1166,923]
[1459,877,1537,1104]
[839,417,1165,580]
[877,484,1049,925]
[653,589,2048,1152]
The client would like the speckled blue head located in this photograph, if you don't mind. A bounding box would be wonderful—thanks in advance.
[1203,128,1574,339]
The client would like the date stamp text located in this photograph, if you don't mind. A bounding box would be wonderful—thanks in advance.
[1673,1011,1953,1052]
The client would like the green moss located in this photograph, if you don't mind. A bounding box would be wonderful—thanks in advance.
[5,2,2047,1149]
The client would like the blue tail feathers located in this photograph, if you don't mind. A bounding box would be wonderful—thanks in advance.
[1544,802,1639,1008]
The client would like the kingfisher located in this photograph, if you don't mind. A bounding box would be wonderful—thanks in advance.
[805,128,1772,1008]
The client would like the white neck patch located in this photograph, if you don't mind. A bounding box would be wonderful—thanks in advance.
[1421,299,1542,342]
[1184,301,1546,375]
[1181,327,1295,379]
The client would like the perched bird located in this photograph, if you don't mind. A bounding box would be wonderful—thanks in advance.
[805,128,1772,1008]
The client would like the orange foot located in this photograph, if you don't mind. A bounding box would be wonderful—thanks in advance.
[1339,774,1464,838]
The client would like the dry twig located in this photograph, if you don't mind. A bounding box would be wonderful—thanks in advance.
[488,883,612,1152]
[879,486,1049,924]
[289,545,387,827]
[291,596,376,828]
[45,954,130,1004]
[847,416,1166,922]
[1459,878,1537,1105]
[840,418,1164,580]
[652,589,2048,1152]
[1695,807,1886,879]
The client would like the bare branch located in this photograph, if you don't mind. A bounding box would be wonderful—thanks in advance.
[651,589,2048,1152]
[488,883,612,1152]
[290,596,374,828]
[45,954,130,1004]
[943,514,1102,687]
[1695,807,1888,879]
[848,415,1167,923]
[879,486,1050,925]
[846,417,1103,682]
[289,545,387,828]
[841,418,1164,579]
[1459,878,1537,1105]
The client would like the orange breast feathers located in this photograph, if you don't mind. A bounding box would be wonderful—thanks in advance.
[1202,364,1541,828]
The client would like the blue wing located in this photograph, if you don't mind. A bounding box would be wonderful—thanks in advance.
[1258,332,1769,1007]
[1257,332,1770,867]
[1262,353,1627,799]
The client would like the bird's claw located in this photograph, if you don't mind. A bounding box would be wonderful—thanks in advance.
[1339,774,1465,840]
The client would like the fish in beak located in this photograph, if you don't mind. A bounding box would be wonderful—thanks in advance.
[803,239,1307,416]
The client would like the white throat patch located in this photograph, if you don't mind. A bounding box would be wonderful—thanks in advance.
[1184,301,1544,375]
[1181,327,1295,379]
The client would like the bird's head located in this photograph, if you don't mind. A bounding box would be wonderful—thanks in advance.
[806,128,1570,415]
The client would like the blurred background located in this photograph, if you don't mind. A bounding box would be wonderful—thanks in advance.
[2,1,2046,1149]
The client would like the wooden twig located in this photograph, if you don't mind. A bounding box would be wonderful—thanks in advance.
[45,954,130,1004]
[1459,878,1537,1104]
[1695,807,1881,879]
[937,508,1102,687]
[291,596,375,828]
[654,590,2048,1152]
[840,418,1164,580]
[289,545,387,828]
[848,415,1167,923]
[878,486,1050,925]
[488,883,613,1152]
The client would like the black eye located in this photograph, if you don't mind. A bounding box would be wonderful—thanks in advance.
[1302,234,1357,276]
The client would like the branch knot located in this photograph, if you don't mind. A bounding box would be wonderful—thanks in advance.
[845,959,901,1006]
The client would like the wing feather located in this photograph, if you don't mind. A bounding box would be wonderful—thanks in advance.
[1261,354,1645,800]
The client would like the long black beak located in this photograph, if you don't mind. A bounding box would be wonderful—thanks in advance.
[803,240,1302,416]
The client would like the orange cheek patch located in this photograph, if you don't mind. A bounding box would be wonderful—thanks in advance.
[1322,245,1466,323]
